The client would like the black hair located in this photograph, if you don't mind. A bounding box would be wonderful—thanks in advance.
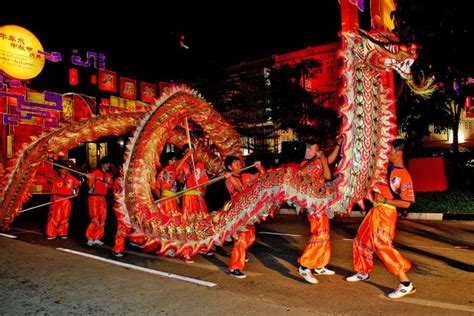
[160,152,178,167]
[392,139,405,152]
[99,156,110,166]
[224,155,241,171]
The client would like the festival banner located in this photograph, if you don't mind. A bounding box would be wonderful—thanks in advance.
[140,82,156,103]
[120,77,137,99]
[98,69,117,92]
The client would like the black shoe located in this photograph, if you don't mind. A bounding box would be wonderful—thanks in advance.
[228,269,246,278]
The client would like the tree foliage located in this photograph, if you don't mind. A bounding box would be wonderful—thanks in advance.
[395,0,472,154]
[266,59,339,143]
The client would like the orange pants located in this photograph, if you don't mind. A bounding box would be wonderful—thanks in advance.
[86,196,107,240]
[353,204,411,276]
[229,225,256,271]
[298,213,331,269]
[112,221,128,253]
[46,199,72,238]
[181,193,208,222]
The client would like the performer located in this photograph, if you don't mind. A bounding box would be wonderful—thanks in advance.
[154,151,192,217]
[178,144,209,222]
[297,138,341,284]
[224,155,265,278]
[46,167,81,239]
[86,157,113,246]
[346,139,416,299]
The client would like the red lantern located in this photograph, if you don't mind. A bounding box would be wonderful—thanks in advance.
[69,68,78,86]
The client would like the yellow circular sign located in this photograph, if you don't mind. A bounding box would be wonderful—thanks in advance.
[0,25,45,80]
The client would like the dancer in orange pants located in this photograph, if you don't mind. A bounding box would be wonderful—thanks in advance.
[346,139,416,299]
[297,138,340,284]
[46,168,80,239]
[86,157,112,246]
[224,155,265,278]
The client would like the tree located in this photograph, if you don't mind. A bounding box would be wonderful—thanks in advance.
[266,59,339,143]
[395,0,473,155]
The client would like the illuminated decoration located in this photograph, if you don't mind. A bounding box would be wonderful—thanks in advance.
[38,50,62,62]
[61,95,74,123]
[69,68,78,86]
[159,81,176,96]
[120,77,137,99]
[140,82,156,103]
[90,74,97,85]
[71,51,105,69]
[98,69,117,92]
[0,25,45,80]
[62,93,96,120]
[1,89,63,127]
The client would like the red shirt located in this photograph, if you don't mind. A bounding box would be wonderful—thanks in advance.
[225,173,259,197]
[89,169,112,195]
[179,162,209,188]
[52,173,81,200]
[300,158,324,186]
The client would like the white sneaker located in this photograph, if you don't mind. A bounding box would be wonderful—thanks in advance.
[94,240,104,246]
[313,267,335,275]
[388,283,416,299]
[346,273,370,282]
[87,239,95,246]
[298,266,319,284]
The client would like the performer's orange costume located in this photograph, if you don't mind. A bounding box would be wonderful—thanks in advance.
[156,165,181,217]
[226,173,259,272]
[353,166,415,275]
[46,172,80,238]
[86,169,112,241]
[298,158,331,269]
[179,161,209,221]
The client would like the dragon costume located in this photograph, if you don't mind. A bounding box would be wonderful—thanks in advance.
[0,7,434,257]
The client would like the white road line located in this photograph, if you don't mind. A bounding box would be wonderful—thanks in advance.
[259,231,302,237]
[56,248,217,288]
[0,233,17,239]
[378,294,474,313]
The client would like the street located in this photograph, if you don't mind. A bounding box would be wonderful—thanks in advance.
[1,212,473,315]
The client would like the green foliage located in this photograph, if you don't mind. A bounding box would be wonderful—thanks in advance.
[410,189,474,214]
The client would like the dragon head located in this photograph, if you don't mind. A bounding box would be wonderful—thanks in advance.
[356,29,436,98]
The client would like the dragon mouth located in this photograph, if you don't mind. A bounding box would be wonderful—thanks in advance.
[384,58,414,76]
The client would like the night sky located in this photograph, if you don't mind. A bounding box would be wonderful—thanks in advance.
[2,3,343,88]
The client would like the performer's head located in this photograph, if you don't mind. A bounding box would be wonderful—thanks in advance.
[161,152,178,167]
[224,155,243,173]
[304,138,321,160]
[98,156,111,172]
[389,139,405,164]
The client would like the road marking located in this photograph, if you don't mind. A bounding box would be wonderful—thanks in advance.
[378,294,474,313]
[259,231,302,237]
[0,233,17,239]
[56,248,217,288]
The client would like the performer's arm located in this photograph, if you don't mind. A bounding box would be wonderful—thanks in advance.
[327,136,342,165]
[318,151,332,180]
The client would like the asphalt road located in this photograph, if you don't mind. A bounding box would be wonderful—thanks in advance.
[1,211,473,315]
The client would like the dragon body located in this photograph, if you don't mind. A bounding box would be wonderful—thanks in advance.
[0,27,433,256]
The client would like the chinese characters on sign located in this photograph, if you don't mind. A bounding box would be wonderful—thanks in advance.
[120,77,137,99]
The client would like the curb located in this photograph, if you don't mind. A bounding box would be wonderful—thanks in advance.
[278,208,445,221]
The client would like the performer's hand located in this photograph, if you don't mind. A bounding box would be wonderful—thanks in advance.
[86,173,94,183]
[336,135,342,146]
[374,193,384,203]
